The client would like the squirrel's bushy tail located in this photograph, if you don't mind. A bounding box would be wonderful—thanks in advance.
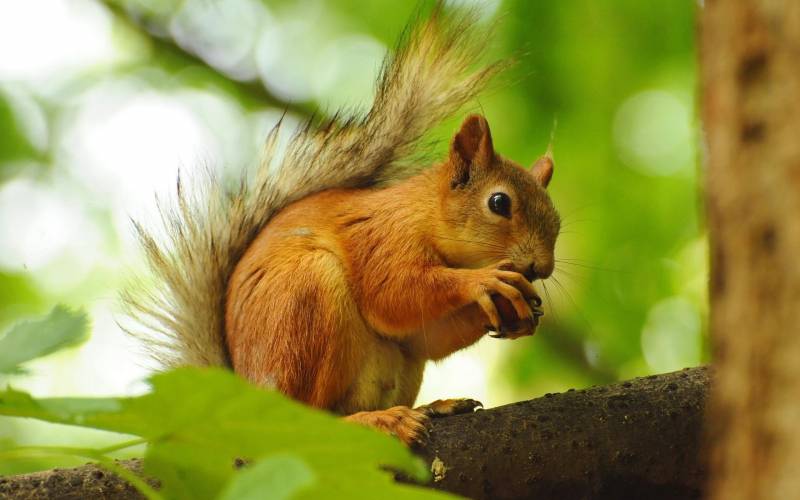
[122,4,504,368]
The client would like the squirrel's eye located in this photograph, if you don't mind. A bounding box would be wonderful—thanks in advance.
[488,192,511,218]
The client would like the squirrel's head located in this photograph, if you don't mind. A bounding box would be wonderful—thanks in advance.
[435,114,560,281]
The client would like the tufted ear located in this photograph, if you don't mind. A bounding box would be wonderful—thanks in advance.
[448,114,495,188]
[531,154,554,187]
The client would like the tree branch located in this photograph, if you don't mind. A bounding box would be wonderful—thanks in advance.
[99,0,315,116]
[0,367,709,499]
[415,366,708,499]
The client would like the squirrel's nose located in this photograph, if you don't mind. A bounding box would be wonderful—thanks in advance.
[523,266,537,281]
[524,259,554,281]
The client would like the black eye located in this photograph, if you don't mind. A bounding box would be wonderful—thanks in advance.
[488,192,511,218]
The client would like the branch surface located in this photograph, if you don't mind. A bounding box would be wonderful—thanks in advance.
[0,367,710,500]
[417,366,708,499]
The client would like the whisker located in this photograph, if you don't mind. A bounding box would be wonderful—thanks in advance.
[555,260,622,273]
[556,257,600,263]
[441,248,509,263]
[558,218,593,229]
[553,267,582,282]
[541,281,560,324]
[431,235,507,250]
[549,276,596,335]
[557,202,599,222]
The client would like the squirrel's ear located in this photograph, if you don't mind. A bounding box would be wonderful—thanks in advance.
[531,154,554,188]
[448,114,494,187]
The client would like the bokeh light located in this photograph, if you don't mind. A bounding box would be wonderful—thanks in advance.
[614,89,693,177]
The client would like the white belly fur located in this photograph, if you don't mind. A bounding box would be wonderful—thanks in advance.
[335,334,425,414]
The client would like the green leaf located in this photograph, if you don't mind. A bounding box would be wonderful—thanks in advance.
[0,367,453,499]
[218,455,315,500]
[0,306,89,374]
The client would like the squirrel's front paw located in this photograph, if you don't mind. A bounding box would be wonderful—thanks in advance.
[488,294,544,339]
[344,406,429,445]
[416,398,483,418]
[470,259,538,332]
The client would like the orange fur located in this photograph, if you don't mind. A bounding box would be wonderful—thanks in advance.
[225,115,560,442]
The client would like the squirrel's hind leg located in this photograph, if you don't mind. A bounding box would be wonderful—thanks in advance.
[344,406,429,445]
[226,243,365,407]
[228,234,432,445]
[343,398,482,445]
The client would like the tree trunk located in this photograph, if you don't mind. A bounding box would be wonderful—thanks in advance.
[703,1,800,499]
[0,367,709,500]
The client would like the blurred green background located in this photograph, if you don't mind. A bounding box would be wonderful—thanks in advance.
[0,0,704,457]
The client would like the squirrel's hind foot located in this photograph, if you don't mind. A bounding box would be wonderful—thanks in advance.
[416,398,483,418]
[344,406,429,446]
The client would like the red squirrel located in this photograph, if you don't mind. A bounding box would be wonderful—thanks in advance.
[124,5,560,445]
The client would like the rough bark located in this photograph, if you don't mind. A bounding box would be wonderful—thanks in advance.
[0,460,149,500]
[0,367,709,500]
[702,1,800,499]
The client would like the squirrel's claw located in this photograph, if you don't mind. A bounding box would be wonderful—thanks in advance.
[416,398,483,418]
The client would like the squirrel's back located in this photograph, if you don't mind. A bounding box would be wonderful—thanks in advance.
[122,3,504,369]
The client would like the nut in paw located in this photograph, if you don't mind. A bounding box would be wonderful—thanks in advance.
[487,293,543,339]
